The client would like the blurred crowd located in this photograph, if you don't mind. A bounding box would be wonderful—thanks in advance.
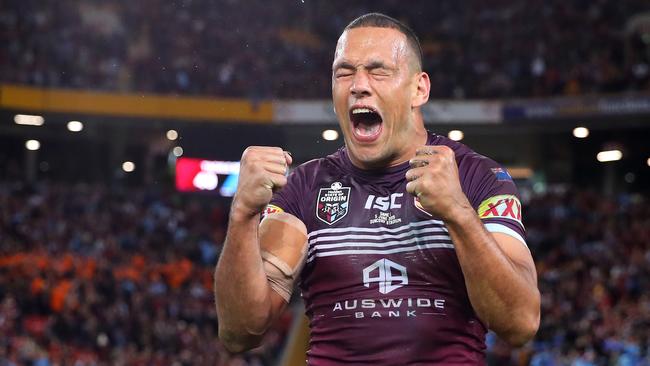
[0,182,293,365]
[2,0,650,100]
[1,180,649,365]
[490,188,650,366]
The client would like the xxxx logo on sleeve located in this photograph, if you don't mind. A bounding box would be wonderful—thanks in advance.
[477,195,523,226]
[262,204,284,218]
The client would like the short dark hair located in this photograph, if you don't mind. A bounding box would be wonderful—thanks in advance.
[344,13,423,71]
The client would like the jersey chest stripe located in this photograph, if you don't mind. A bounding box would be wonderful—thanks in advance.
[307,234,453,257]
[306,243,455,263]
[307,220,445,239]
[308,226,449,245]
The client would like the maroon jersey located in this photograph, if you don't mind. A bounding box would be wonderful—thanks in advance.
[267,133,526,365]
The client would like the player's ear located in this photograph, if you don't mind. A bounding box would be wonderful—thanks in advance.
[412,71,430,108]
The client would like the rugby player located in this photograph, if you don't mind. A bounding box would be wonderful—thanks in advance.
[215,13,540,364]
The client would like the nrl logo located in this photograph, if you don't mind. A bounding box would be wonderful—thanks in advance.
[316,182,350,225]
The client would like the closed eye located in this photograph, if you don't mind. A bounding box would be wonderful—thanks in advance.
[370,70,391,78]
[335,71,354,78]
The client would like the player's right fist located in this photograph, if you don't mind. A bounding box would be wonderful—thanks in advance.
[231,146,292,217]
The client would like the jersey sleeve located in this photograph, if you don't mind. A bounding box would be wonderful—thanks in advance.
[462,154,527,247]
[262,166,307,222]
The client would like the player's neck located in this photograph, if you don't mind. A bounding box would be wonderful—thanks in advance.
[348,129,428,171]
[387,129,428,167]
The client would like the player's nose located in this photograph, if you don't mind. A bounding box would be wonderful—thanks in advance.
[350,70,371,98]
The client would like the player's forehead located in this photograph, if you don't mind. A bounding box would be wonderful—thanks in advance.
[333,27,409,68]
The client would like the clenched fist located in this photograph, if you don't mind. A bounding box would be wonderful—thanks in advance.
[405,145,472,222]
[232,146,292,217]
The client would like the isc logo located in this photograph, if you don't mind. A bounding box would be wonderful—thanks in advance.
[363,258,408,294]
[364,193,403,211]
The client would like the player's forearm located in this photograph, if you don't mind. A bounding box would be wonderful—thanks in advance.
[445,206,540,346]
[214,208,274,350]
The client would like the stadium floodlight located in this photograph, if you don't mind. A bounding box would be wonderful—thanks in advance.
[448,130,464,141]
[97,333,109,347]
[122,161,135,172]
[573,127,589,138]
[25,140,41,151]
[596,149,622,162]
[173,146,184,157]
[166,129,179,141]
[67,120,84,132]
[14,114,44,126]
[322,129,339,141]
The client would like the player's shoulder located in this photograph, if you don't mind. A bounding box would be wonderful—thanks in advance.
[432,134,520,212]
[295,148,347,171]
[431,134,503,174]
[288,149,347,186]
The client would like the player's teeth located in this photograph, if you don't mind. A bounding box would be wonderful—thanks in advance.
[352,108,372,114]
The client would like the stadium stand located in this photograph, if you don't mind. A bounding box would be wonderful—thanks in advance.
[1,182,648,365]
[490,189,650,365]
[0,182,294,365]
[1,0,649,99]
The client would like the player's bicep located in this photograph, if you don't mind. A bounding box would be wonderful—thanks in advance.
[259,212,308,304]
[490,232,537,286]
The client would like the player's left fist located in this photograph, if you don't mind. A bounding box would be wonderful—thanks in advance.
[405,145,471,221]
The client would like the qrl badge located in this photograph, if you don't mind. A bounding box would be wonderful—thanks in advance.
[316,182,350,225]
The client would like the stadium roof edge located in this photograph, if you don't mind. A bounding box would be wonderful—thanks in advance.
[2,84,650,125]
[0,84,273,124]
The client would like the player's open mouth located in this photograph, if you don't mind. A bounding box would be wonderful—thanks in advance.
[349,106,383,143]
